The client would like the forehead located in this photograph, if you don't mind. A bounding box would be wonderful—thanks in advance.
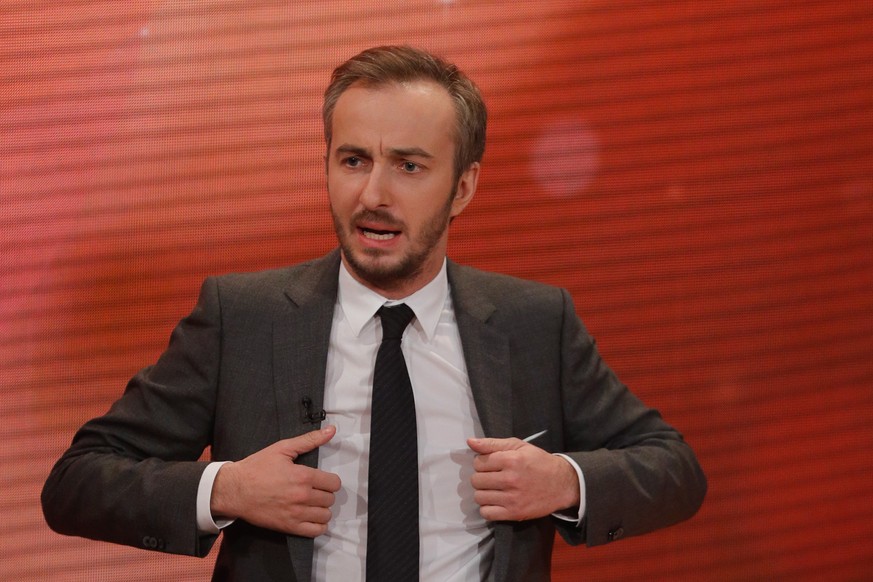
[330,80,457,154]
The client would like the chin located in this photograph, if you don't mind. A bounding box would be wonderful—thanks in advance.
[349,251,421,287]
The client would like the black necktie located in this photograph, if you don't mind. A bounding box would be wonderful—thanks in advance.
[367,303,419,581]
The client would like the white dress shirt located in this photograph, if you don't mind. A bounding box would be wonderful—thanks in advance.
[196,259,586,580]
[313,260,491,581]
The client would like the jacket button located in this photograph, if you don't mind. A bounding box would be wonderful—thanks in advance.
[142,536,163,549]
[608,527,625,541]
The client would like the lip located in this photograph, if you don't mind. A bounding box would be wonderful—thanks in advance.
[356,213,402,228]
[355,223,403,248]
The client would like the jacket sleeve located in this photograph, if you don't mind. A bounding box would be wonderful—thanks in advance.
[552,288,707,547]
[41,277,225,557]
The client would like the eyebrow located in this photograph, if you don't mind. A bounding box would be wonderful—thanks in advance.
[333,144,434,159]
[387,146,434,160]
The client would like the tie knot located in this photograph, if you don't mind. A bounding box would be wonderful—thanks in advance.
[378,303,415,340]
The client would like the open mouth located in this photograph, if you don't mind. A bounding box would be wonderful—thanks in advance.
[359,226,400,241]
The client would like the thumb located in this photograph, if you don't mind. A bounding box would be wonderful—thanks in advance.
[278,425,337,460]
[467,436,524,455]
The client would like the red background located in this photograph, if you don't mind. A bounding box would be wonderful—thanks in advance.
[2,1,871,580]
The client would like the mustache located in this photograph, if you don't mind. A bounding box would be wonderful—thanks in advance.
[352,209,405,230]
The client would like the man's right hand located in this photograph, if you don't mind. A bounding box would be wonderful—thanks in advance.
[210,425,341,538]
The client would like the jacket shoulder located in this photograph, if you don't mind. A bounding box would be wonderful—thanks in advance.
[447,261,576,331]
[203,250,340,312]
[448,261,566,304]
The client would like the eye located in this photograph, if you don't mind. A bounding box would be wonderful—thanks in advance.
[344,156,362,168]
[400,161,420,173]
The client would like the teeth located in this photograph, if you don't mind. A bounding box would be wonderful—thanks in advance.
[363,230,396,241]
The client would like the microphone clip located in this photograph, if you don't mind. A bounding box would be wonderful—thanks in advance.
[301,396,326,424]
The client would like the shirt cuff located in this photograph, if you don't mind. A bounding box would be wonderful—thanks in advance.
[196,461,236,534]
[551,453,586,526]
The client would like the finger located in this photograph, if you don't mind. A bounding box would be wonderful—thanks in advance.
[310,469,342,493]
[471,464,525,492]
[473,452,503,473]
[478,504,512,522]
[474,493,533,522]
[470,470,506,491]
[473,488,513,508]
[472,449,523,473]
[467,436,524,455]
[306,488,337,509]
[271,496,334,527]
[278,425,337,459]
[292,505,333,526]
[292,520,330,538]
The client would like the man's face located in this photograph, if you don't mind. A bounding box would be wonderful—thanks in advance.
[327,80,478,298]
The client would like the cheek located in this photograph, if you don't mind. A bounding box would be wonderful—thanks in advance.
[411,197,451,229]
[327,177,355,209]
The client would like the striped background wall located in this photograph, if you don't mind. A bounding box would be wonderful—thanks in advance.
[2,1,871,580]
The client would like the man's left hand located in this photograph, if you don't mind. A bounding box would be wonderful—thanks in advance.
[467,436,580,522]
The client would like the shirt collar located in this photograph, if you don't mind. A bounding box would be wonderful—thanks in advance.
[337,259,449,341]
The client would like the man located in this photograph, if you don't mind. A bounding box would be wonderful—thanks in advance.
[43,46,706,581]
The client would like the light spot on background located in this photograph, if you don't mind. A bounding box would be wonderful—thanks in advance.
[530,118,600,198]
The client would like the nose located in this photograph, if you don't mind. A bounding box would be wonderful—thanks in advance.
[358,163,391,210]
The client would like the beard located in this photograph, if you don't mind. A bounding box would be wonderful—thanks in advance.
[331,192,454,292]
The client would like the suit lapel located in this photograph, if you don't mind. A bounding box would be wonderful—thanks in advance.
[272,250,341,581]
[448,261,518,582]
[273,250,340,445]
[448,261,513,439]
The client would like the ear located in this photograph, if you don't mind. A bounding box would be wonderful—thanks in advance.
[450,162,480,218]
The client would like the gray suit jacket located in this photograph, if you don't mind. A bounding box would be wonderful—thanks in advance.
[43,250,706,581]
